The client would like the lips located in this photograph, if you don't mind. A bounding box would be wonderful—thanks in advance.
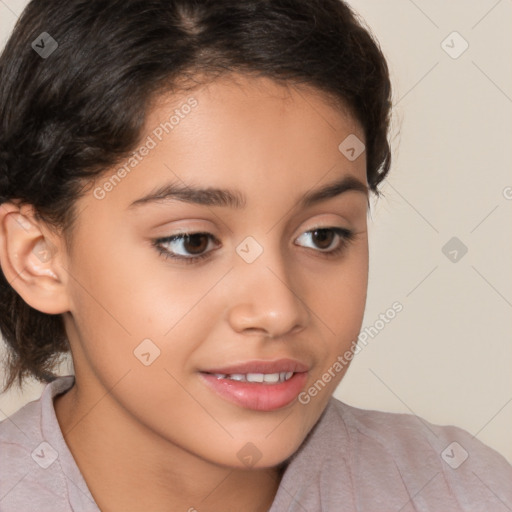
[199,358,310,411]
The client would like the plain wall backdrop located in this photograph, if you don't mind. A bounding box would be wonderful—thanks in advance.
[1,0,511,464]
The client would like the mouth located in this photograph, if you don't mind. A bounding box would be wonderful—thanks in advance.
[205,371,295,384]
[199,359,309,412]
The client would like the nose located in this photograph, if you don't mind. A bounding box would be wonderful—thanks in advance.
[226,243,310,339]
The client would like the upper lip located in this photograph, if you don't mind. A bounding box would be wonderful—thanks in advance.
[201,358,309,375]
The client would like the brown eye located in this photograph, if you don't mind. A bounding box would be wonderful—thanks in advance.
[154,232,220,263]
[182,233,210,254]
[295,227,355,257]
[311,229,336,250]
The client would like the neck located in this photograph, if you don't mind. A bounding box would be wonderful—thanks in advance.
[54,380,284,512]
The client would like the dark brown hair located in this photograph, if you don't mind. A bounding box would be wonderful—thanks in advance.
[0,0,392,391]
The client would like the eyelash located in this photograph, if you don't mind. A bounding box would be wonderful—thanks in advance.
[152,227,356,265]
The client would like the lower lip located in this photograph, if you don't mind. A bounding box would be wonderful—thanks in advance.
[199,372,308,412]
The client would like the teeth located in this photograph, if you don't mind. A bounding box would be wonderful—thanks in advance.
[211,372,294,383]
[247,373,264,383]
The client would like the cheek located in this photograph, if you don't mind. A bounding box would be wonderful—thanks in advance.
[295,246,369,421]
[65,238,236,400]
[63,238,186,374]
[309,237,369,339]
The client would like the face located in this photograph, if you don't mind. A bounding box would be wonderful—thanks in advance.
[56,73,369,468]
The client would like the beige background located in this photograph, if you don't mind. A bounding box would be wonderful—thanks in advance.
[1,0,511,464]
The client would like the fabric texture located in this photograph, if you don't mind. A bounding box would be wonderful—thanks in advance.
[1,375,511,511]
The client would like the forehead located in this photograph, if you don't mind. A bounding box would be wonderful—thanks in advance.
[148,72,363,148]
[85,73,367,217]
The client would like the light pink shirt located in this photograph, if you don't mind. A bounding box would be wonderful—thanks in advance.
[1,375,511,511]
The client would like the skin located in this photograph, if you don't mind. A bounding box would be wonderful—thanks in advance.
[0,73,369,512]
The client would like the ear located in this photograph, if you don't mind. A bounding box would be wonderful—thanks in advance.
[0,202,70,314]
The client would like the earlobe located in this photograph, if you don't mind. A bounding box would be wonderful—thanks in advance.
[0,203,70,314]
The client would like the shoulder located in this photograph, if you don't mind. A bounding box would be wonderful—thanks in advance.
[0,376,82,512]
[329,397,511,470]
[0,387,46,468]
[310,397,512,510]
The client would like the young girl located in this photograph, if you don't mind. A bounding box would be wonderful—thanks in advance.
[0,1,511,511]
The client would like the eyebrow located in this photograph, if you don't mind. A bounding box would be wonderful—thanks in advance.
[127,175,369,211]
